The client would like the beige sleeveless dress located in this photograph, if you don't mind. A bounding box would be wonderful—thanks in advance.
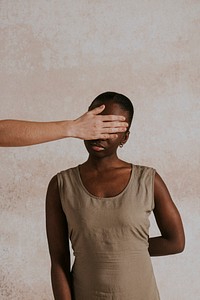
[57,164,160,300]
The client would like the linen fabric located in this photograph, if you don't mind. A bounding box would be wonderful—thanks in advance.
[57,164,160,300]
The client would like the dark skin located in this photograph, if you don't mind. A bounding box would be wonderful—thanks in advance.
[46,176,72,300]
[46,102,185,299]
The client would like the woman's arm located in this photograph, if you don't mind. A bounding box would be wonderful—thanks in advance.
[0,105,128,146]
[46,175,72,300]
[149,172,185,256]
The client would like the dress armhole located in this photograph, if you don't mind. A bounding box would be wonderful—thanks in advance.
[151,168,156,211]
[56,172,64,211]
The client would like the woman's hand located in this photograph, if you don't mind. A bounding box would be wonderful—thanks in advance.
[0,105,128,146]
[68,105,128,140]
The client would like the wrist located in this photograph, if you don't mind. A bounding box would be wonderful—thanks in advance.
[61,120,76,138]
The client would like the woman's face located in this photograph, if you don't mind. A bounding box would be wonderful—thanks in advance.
[84,102,130,158]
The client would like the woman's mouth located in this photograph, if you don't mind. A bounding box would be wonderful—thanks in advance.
[90,142,105,151]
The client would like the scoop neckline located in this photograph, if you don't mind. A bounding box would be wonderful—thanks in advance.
[76,164,134,200]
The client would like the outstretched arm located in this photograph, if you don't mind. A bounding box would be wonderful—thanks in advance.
[46,176,72,300]
[149,172,185,256]
[0,105,128,147]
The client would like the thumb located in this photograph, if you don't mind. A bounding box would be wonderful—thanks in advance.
[90,105,105,115]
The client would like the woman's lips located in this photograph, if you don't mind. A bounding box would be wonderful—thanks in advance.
[91,145,105,151]
[90,142,105,151]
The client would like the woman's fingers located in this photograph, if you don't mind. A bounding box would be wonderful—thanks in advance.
[94,133,119,139]
[97,121,128,130]
[89,105,106,115]
[71,105,129,140]
[89,105,129,131]
[90,105,127,122]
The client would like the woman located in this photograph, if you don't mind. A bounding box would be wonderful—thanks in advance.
[46,92,185,300]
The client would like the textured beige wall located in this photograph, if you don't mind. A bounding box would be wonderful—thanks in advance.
[1,1,200,299]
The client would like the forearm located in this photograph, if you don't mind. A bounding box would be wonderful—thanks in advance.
[148,236,185,256]
[51,264,72,300]
[0,120,69,146]
[0,106,128,146]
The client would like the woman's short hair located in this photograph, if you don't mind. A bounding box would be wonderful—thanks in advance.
[89,91,134,128]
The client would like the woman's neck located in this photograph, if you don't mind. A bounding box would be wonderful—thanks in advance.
[83,154,126,172]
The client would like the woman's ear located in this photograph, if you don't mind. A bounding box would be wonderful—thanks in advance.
[120,131,130,146]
